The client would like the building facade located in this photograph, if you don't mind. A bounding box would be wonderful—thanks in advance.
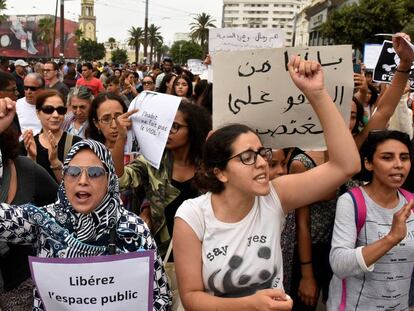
[305,0,358,46]
[222,0,310,46]
[79,0,96,41]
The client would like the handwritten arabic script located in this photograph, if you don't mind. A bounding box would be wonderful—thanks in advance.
[213,45,353,150]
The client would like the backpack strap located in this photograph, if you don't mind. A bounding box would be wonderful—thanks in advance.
[63,133,74,161]
[348,187,367,235]
[339,187,366,311]
[399,188,414,203]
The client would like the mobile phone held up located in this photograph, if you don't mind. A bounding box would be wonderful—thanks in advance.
[353,63,361,74]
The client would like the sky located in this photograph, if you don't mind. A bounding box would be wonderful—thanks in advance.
[5,0,223,46]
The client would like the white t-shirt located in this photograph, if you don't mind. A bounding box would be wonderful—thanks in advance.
[16,97,42,135]
[175,184,286,297]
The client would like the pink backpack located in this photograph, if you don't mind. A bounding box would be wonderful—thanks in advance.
[339,187,414,311]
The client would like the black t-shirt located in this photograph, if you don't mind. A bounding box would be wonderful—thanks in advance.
[164,178,199,237]
[0,156,58,291]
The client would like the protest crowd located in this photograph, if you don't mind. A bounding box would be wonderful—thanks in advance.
[0,29,412,311]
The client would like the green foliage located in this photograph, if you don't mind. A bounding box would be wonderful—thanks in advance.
[111,48,128,64]
[320,0,414,51]
[170,40,203,65]
[148,24,162,63]
[77,39,106,61]
[128,26,143,63]
[38,17,55,58]
[190,12,216,57]
[0,0,7,23]
[74,29,83,43]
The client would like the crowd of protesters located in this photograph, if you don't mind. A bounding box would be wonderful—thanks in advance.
[0,32,412,311]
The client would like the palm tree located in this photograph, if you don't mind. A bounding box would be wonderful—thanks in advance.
[38,17,55,58]
[0,0,7,23]
[148,24,162,63]
[128,26,144,63]
[190,13,216,56]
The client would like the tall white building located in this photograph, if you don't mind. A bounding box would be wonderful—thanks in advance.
[222,0,310,46]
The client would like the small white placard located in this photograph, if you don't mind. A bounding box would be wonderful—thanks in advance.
[128,91,181,169]
[30,251,154,311]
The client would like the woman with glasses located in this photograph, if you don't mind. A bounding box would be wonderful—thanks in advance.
[142,75,156,92]
[21,89,82,183]
[87,92,128,151]
[327,130,414,310]
[0,139,171,311]
[0,97,58,311]
[112,100,211,255]
[171,55,360,311]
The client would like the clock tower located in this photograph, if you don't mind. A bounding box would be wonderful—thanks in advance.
[79,0,96,41]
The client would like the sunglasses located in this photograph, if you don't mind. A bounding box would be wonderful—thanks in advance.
[24,86,42,91]
[64,166,107,179]
[40,105,68,115]
[142,81,154,85]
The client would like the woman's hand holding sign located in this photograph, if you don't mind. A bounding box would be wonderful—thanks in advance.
[115,109,139,139]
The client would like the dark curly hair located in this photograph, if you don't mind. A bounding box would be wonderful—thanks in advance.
[195,124,257,193]
[175,99,211,166]
[358,129,412,182]
[0,125,20,161]
[87,92,128,143]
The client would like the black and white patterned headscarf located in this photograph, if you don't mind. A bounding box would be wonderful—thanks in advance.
[51,139,123,243]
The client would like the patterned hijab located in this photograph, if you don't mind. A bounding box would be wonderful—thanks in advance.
[50,139,123,244]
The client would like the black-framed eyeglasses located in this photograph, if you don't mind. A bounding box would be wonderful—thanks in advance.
[142,81,154,85]
[24,85,42,91]
[40,105,68,115]
[64,166,107,179]
[227,147,273,165]
[98,113,122,124]
[170,122,188,134]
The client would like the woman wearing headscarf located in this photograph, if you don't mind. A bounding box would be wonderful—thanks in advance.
[0,139,171,311]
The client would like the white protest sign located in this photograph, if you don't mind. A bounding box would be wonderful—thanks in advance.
[363,43,382,70]
[209,28,285,53]
[187,59,208,75]
[128,91,181,169]
[30,251,154,311]
[213,46,353,150]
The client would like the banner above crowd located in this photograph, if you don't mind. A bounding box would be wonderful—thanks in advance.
[209,28,285,53]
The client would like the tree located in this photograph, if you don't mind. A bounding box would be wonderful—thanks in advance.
[0,0,7,23]
[320,0,414,52]
[190,13,216,57]
[148,24,162,63]
[77,39,106,61]
[170,40,203,65]
[155,43,170,63]
[128,26,143,63]
[111,48,128,64]
[74,29,83,43]
[38,17,55,58]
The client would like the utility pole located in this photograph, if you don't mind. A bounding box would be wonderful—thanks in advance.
[60,0,64,58]
[143,0,148,63]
